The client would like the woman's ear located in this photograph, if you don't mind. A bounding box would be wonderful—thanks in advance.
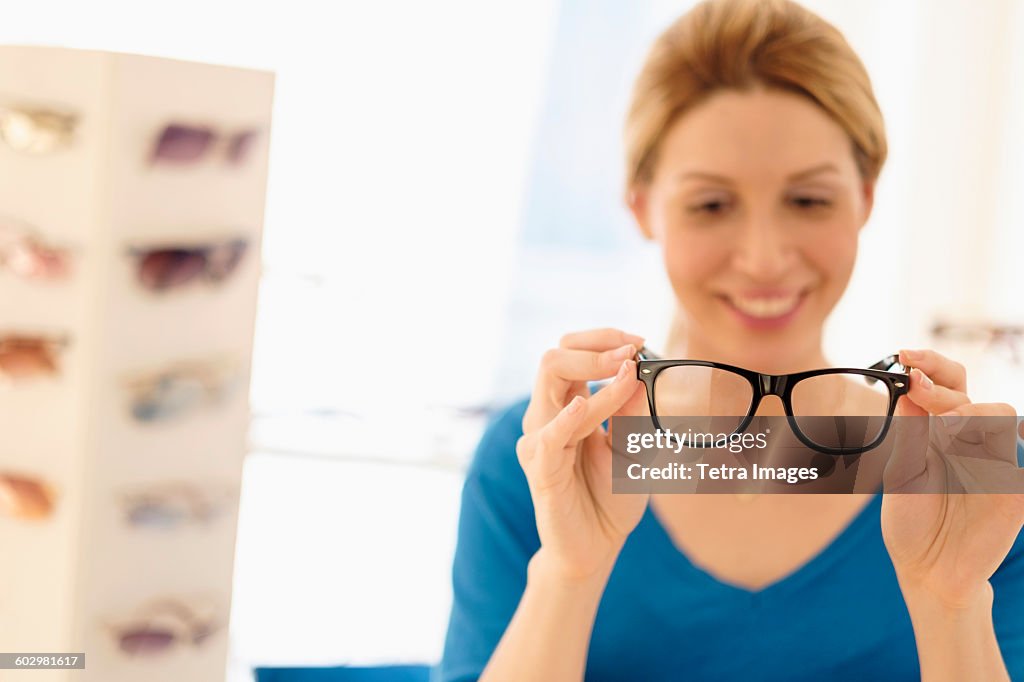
[858,179,875,229]
[627,184,655,240]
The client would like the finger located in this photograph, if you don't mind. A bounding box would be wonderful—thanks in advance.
[540,345,638,383]
[945,461,1024,493]
[883,413,932,492]
[617,378,652,417]
[517,395,589,476]
[539,395,591,451]
[902,368,971,415]
[559,328,645,352]
[899,349,967,393]
[525,345,637,432]
[938,403,1018,465]
[567,360,642,441]
[895,394,927,418]
[533,395,595,490]
[940,401,1015,423]
[912,403,1021,494]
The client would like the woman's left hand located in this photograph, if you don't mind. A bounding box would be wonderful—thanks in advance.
[880,349,1024,609]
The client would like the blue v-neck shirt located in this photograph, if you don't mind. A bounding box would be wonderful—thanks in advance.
[437,398,1024,681]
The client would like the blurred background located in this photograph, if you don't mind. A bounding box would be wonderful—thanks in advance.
[2,0,1023,679]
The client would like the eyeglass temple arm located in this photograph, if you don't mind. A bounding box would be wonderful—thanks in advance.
[636,346,661,362]
[864,354,910,385]
[868,354,902,372]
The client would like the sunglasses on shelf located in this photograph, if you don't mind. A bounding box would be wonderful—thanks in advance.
[931,320,1022,365]
[0,100,77,154]
[0,215,72,281]
[0,472,57,520]
[0,334,70,380]
[127,238,249,292]
[106,599,221,657]
[120,481,236,529]
[635,347,911,455]
[123,355,243,423]
[150,123,260,165]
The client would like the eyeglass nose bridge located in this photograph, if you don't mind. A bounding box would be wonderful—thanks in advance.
[754,373,792,401]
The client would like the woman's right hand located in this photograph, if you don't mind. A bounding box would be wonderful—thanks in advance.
[517,328,650,582]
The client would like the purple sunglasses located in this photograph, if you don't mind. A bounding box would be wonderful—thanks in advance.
[151,123,260,165]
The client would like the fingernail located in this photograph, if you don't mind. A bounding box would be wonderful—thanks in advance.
[903,349,923,362]
[915,369,933,390]
[614,344,635,360]
[938,412,962,428]
[567,396,584,414]
[617,359,633,380]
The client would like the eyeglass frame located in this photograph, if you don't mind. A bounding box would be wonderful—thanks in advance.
[104,598,221,656]
[120,481,237,528]
[125,237,250,291]
[150,123,260,165]
[931,320,1022,365]
[0,333,72,379]
[634,347,912,455]
[0,214,75,280]
[0,100,78,154]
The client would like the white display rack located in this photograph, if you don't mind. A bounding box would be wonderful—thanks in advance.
[0,46,274,682]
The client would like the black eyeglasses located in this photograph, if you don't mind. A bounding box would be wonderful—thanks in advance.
[635,348,911,455]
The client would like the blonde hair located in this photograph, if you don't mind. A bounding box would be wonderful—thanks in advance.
[624,0,886,191]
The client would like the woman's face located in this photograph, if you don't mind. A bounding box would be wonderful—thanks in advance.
[631,86,874,372]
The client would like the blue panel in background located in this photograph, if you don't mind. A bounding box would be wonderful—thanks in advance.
[255,665,430,682]
[518,0,660,251]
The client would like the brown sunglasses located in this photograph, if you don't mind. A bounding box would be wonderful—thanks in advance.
[0,334,70,379]
[0,472,57,520]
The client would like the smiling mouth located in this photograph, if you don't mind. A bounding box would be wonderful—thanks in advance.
[720,290,808,323]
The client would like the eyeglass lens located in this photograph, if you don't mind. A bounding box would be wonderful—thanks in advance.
[790,373,892,450]
[0,336,61,378]
[131,374,208,422]
[136,240,247,291]
[0,473,56,520]
[225,130,258,164]
[118,628,177,655]
[151,124,216,163]
[151,124,259,165]
[653,366,752,437]
[0,107,76,154]
[129,362,240,423]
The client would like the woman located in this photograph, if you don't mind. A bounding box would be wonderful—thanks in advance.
[438,0,1024,679]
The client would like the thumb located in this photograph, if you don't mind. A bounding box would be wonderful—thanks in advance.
[895,394,927,418]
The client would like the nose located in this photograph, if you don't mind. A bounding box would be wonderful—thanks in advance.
[730,214,797,282]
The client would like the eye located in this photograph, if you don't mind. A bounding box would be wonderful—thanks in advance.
[790,196,832,209]
[688,199,730,215]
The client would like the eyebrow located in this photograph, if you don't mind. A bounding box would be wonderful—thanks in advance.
[674,162,840,185]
